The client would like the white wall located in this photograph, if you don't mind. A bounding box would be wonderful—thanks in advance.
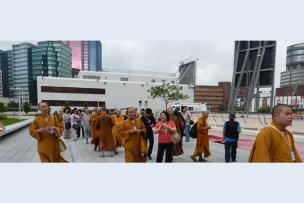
[37,77,194,112]
[78,71,178,84]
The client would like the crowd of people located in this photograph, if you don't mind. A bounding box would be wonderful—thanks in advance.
[28,102,302,163]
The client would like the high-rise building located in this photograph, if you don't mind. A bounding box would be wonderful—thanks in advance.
[12,43,35,104]
[31,41,72,104]
[229,41,276,113]
[280,43,304,87]
[0,50,13,97]
[64,41,102,72]
[178,60,196,85]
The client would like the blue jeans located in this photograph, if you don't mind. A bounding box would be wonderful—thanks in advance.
[184,124,190,141]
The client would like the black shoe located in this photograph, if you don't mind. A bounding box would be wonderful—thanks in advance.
[190,156,197,162]
[94,145,97,151]
[148,155,152,160]
[198,158,207,162]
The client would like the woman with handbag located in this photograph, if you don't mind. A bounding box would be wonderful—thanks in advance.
[153,111,177,163]
[70,109,80,141]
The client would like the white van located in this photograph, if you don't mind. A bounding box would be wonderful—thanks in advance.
[171,103,209,114]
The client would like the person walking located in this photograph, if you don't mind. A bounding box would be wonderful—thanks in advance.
[29,102,67,163]
[191,111,211,162]
[141,108,156,160]
[223,113,241,162]
[153,111,177,163]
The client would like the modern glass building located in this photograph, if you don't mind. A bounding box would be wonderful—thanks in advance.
[0,50,13,97]
[64,40,102,71]
[31,41,72,104]
[12,43,35,104]
[280,43,304,87]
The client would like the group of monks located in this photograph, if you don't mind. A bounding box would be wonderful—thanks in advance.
[29,102,302,163]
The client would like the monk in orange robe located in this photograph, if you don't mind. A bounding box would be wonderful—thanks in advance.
[168,108,184,156]
[95,108,115,157]
[249,104,302,163]
[120,107,147,163]
[191,111,211,162]
[90,108,101,151]
[29,102,67,163]
[112,110,125,149]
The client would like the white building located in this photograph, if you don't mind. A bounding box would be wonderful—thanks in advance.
[37,70,194,112]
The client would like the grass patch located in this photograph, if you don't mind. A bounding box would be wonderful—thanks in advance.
[0,117,26,126]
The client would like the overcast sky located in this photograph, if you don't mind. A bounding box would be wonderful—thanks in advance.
[1,40,302,88]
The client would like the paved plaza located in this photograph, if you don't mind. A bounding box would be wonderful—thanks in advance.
[1,114,304,163]
[0,127,251,163]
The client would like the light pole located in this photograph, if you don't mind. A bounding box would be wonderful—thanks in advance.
[10,87,22,120]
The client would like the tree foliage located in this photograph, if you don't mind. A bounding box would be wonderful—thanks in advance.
[147,83,189,109]
[23,102,31,114]
[0,102,7,114]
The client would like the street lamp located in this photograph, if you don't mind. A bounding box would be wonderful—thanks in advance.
[10,87,24,120]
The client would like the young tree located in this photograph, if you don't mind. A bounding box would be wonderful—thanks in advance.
[83,102,88,111]
[0,102,7,114]
[23,102,31,114]
[64,101,70,110]
[147,83,189,109]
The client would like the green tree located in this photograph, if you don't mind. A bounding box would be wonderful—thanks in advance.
[147,83,189,109]
[0,102,7,114]
[23,102,31,114]
[64,101,70,110]
[83,102,88,110]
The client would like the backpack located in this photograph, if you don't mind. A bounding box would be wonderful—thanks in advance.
[190,122,197,138]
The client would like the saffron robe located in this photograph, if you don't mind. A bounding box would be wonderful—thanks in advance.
[249,125,302,163]
[29,115,66,163]
[112,115,125,147]
[120,118,147,162]
[192,117,211,158]
[95,114,115,151]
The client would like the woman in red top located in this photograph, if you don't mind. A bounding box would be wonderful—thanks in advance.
[153,111,177,162]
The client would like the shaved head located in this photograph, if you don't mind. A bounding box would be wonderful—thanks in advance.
[272,104,291,119]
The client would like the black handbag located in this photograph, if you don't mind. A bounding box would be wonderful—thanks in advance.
[72,123,79,130]
[65,122,71,129]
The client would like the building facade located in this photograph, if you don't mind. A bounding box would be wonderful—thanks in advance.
[31,41,72,104]
[12,43,35,104]
[64,41,102,71]
[194,82,231,112]
[0,50,13,97]
[178,60,196,85]
[37,70,194,112]
[280,43,304,87]
[77,69,178,84]
[230,41,276,113]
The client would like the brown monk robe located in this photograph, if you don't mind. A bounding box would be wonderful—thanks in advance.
[249,104,302,163]
[120,108,147,162]
[90,108,101,151]
[168,108,183,156]
[191,111,211,162]
[112,111,125,148]
[29,102,67,163]
[95,109,115,156]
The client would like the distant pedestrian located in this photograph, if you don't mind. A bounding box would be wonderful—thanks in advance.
[63,108,72,139]
[223,113,241,162]
[181,106,192,142]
